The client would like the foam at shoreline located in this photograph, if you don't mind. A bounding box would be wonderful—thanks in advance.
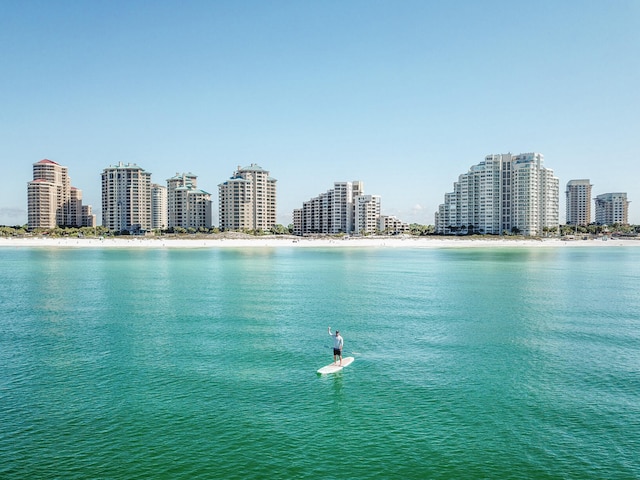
[0,236,637,249]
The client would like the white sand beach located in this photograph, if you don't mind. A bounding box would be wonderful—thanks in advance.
[1,235,638,249]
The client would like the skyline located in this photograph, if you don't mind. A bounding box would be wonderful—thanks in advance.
[2,1,639,226]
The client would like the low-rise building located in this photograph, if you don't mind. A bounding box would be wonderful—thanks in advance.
[379,215,410,235]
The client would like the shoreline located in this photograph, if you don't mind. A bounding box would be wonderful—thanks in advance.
[1,235,638,249]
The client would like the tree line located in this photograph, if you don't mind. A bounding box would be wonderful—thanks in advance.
[1,223,638,238]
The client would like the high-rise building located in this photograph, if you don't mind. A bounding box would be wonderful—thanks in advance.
[28,178,58,229]
[167,173,212,230]
[292,208,303,235]
[27,159,94,229]
[595,193,629,225]
[294,181,382,235]
[355,194,381,235]
[81,205,97,227]
[435,153,559,236]
[566,179,592,226]
[69,187,82,227]
[101,162,152,233]
[151,183,168,230]
[218,164,276,231]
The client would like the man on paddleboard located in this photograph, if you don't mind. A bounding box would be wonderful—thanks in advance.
[328,326,343,365]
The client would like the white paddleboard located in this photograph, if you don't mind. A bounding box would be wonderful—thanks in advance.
[317,356,354,375]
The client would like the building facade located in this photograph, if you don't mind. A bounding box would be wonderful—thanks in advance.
[27,159,94,229]
[218,164,276,231]
[436,153,559,236]
[27,179,58,229]
[167,173,212,230]
[566,179,592,226]
[294,181,359,235]
[69,187,96,227]
[379,215,410,235]
[101,162,152,233]
[355,194,381,235]
[81,205,97,227]
[151,183,168,230]
[595,193,629,225]
[293,181,386,235]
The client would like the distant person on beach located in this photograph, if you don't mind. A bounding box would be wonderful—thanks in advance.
[328,326,343,365]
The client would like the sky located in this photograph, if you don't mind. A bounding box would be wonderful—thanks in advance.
[1,0,639,226]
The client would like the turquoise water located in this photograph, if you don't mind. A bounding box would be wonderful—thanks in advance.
[1,246,639,479]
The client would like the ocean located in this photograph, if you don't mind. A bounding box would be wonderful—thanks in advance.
[1,246,639,479]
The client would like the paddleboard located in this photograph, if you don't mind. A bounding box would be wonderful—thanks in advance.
[317,356,354,375]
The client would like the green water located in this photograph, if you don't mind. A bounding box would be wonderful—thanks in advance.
[1,246,639,479]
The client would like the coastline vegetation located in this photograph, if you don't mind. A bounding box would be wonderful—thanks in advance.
[1,223,638,239]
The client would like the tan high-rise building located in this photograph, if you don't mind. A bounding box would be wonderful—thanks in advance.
[167,173,212,230]
[27,159,93,229]
[27,178,58,229]
[566,180,592,226]
[101,162,152,233]
[81,205,97,228]
[151,183,168,230]
[218,164,276,231]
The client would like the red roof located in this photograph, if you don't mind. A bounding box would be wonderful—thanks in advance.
[37,159,59,165]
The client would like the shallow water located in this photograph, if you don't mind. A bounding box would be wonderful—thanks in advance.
[1,246,639,479]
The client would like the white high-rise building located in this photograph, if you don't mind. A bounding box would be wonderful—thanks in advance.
[294,181,370,235]
[566,179,592,226]
[355,194,381,235]
[595,193,629,225]
[167,173,212,230]
[218,164,276,231]
[436,153,559,236]
[101,162,152,233]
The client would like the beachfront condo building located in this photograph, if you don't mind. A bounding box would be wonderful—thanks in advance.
[151,184,168,230]
[81,205,97,228]
[355,194,382,235]
[69,187,97,227]
[167,173,212,230]
[294,181,388,235]
[595,192,629,225]
[379,215,410,234]
[218,164,277,231]
[101,162,152,233]
[27,159,95,229]
[293,181,360,235]
[435,153,559,236]
[566,179,592,226]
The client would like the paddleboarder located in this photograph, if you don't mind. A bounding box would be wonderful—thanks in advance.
[328,326,343,365]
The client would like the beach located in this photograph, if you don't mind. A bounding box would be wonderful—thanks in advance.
[1,235,637,249]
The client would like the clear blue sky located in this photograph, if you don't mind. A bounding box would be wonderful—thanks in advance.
[1,0,639,226]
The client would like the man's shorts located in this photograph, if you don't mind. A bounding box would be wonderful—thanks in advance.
[333,348,341,355]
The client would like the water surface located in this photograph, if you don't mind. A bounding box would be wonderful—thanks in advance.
[1,246,639,479]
